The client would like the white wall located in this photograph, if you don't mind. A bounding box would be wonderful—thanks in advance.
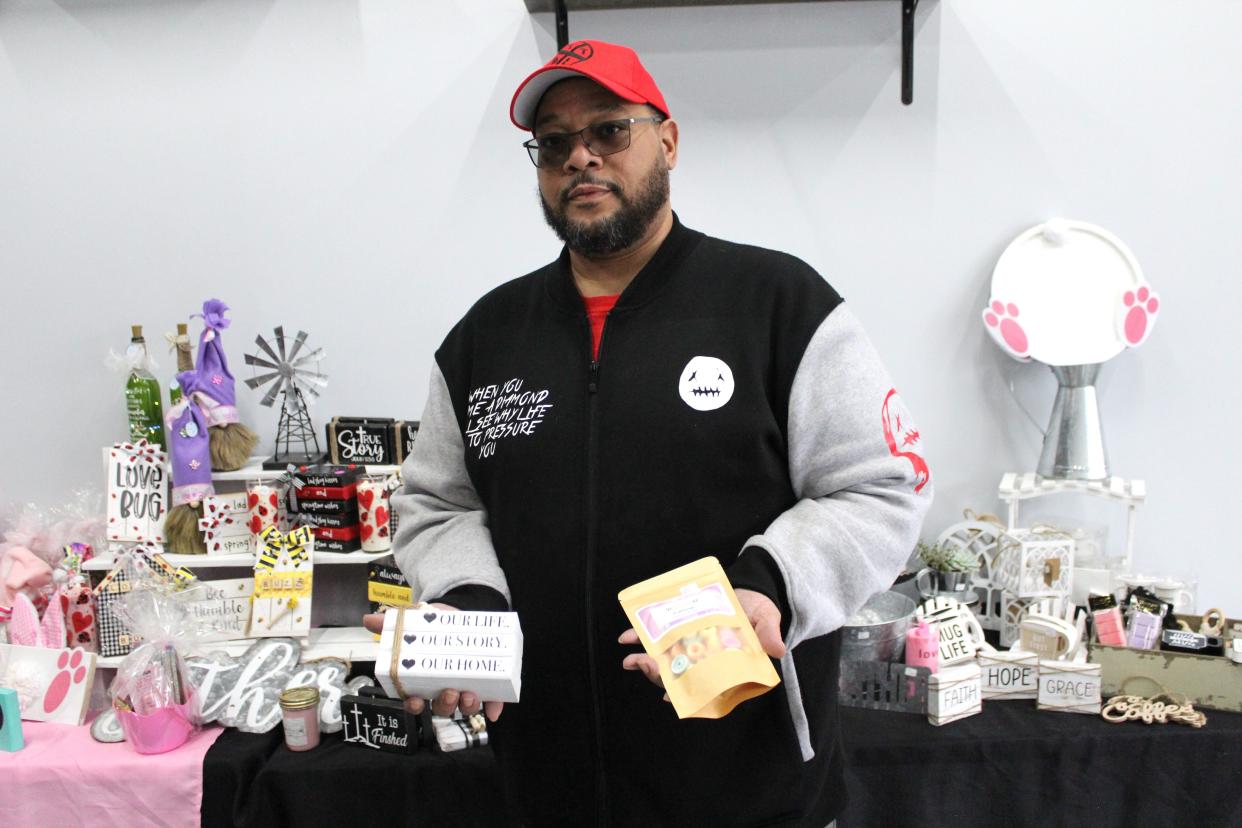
[2,1,1240,609]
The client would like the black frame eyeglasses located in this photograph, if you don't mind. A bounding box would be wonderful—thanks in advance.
[523,117,664,169]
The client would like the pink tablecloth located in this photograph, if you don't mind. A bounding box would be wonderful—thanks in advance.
[0,718,222,827]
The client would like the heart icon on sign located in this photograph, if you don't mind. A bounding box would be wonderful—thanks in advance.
[423,612,437,623]
[401,658,416,669]
[403,634,417,644]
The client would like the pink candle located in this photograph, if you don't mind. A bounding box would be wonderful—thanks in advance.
[905,620,939,672]
[279,686,320,752]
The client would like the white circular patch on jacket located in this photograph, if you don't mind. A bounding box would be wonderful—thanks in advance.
[679,356,734,411]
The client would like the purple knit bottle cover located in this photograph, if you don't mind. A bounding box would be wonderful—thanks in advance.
[191,298,240,427]
[165,383,214,507]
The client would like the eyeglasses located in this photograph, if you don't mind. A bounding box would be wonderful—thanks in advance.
[523,117,664,169]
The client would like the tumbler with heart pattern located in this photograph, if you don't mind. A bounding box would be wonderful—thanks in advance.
[358,475,392,553]
[247,480,286,552]
[60,581,99,653]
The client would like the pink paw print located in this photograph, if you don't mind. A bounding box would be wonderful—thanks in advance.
[1121,285,1160,346]
[43,648,88,715]
[982,300,1030,360]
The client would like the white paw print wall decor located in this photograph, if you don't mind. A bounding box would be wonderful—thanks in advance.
[981,219,1160,366]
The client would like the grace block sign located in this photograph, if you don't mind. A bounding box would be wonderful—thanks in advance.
[375,607,523,704]
[978,649,1040,700]
[106,440,168,544]
[927,662,982,727]
[1037,661,1102,715]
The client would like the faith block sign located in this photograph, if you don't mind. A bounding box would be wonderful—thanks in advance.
[106,440,168,544]
[375,607,522,704]
[927,662,982,726]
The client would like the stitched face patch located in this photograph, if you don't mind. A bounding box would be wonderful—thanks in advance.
[678,356,734,412]
[882,388,930,493]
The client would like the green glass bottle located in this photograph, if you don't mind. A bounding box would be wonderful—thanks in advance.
[168,322,192,407]
[125,325,166,450]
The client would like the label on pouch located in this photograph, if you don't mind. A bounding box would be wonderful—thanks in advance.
[635,582,735,641]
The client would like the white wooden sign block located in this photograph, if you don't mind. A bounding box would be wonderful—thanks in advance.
[1037,661,1102,714]
[203,492,249,517]
[106,440,168,544]
[916,597,985,666]
[978,649,1039,700]
[0,643,97,725]
[188,578,254,641]
[374,607,523,704]
[249,527,313,638]
[927,662,982,726]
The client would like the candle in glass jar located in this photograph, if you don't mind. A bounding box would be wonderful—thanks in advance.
[280,686,321,751]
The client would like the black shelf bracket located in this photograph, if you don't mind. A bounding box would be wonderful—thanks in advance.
[902,0,919,105]
[555,0,569,49]
[538,1,920,105]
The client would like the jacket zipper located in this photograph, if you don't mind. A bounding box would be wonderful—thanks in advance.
[584,313,608,826]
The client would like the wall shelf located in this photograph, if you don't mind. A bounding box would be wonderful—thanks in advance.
[95,625,378,668]
[83,550,392,572]
[523,0,923,105]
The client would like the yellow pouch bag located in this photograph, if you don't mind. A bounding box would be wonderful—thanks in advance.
[618,557,781,719]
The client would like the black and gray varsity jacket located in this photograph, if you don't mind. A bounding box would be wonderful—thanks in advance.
[391,216,932,827]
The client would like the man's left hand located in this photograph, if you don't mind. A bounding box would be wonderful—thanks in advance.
[619,588,786,692]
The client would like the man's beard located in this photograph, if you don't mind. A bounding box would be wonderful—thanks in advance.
[539,162,669,256]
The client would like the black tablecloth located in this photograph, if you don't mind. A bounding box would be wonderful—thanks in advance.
[204,727,510,827]
[203,704,1242,827]
[839,704,1242,828]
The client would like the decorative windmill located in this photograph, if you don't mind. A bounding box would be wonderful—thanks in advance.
[244,327,329,469]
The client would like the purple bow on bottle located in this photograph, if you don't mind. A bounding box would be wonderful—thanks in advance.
[190,299,239,426]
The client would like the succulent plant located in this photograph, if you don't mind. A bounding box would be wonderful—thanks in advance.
[917,541,980,573]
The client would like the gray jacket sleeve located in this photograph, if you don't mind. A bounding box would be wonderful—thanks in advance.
[390,364,511,605]
[742,304,933,649]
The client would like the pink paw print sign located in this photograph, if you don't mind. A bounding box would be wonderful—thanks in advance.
[0,643,97,725]
[982,219,1160,365]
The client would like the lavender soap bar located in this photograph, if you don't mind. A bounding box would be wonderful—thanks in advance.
[374,607,523,704]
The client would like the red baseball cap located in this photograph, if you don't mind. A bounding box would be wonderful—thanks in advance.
[510,40,670,131]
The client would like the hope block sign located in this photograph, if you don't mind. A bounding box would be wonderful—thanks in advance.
[374,607,522,704]
[978,649,1039,701]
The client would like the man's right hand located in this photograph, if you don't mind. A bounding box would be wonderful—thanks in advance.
[363,608,505,723]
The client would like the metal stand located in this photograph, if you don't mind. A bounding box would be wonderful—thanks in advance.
[271,386,324,466]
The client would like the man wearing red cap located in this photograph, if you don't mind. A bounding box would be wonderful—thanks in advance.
[384,40,932,826]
